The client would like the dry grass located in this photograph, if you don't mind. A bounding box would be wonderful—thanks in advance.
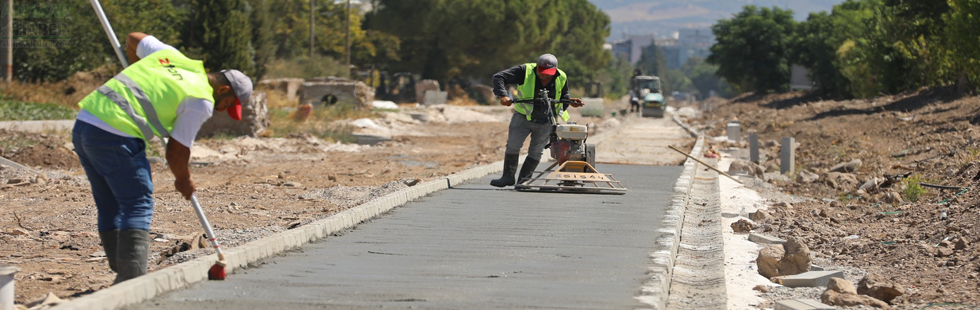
[0,65,116,108]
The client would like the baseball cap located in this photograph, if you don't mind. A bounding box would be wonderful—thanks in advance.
[220,69,253,121]
[536,54,558,76]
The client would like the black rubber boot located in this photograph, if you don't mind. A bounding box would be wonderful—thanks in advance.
[517,157,541,185]
[490,153,520,187]
[98,230,120,273]
[114,230,150,284]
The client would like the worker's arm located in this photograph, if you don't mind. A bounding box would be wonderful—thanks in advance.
[559,82,583,107]
[492,65,526,106]
[125,32,149,64]
[166,138,195,200]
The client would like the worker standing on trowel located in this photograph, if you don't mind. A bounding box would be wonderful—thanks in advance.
[490,54,584,187]
[71,32,252,284]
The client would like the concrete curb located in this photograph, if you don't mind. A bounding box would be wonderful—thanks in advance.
[51,115,631,310]
[635,135,705,310]
[672,112,700,138]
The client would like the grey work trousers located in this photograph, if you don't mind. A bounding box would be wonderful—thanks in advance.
[505,112,552,161]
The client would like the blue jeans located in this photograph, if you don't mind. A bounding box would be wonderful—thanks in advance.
[72,120,154,232]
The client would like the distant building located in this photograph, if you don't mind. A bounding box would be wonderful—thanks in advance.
[611,35,653,65]
[659,28,715,69]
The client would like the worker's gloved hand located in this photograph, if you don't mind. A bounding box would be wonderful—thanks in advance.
[569,98,584,108]
[175,177,196,200]
[499,97,513,107]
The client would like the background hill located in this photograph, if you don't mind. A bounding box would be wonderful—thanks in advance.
[589,0,843,40]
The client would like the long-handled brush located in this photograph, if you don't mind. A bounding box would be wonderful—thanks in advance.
[190,194,227,280]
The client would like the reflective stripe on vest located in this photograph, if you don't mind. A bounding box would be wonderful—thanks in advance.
[112,73,171,138]
[515,63,569,122]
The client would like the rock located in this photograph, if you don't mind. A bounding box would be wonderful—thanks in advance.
[751,209,771,222]
[936,247,955,257]
[880,191,902,204]
[414,79,440,104]
[795,170,819,183]
[757,238,813,279]
[199,91,270,137]
[951,237,968,250]
[764,172,791,183]
[283,182,301,187]
[820,172,859,190]
[857,274,905,304]
[779,238,813,276]
[830,159,862,173]
[728,159,765,178]
[6,228,29,235]
[731,218,756,233]
[859,177,880,191]
[772,202,793,209]
[827,277,857,294]
[821,289,892,309]
[752,285,771,293]
[301,77,375,109]
[757,244,784,278]
[258,78,305,101]
[765,162,780,173]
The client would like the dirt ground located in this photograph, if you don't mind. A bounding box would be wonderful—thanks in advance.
[4,89,980,309]
[1,103,625,306]
[692,89,980,309]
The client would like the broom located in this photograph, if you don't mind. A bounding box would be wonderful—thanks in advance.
[190,194,228,280]
[90,0,227,281]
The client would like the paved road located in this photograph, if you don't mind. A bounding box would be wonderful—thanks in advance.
[131,164,682,310]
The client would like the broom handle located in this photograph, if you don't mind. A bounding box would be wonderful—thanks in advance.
[190,194,224,258]
[668,145,743,184]
[90,0,129,68]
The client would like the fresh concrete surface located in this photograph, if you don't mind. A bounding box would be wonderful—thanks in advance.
[127,164,683,310]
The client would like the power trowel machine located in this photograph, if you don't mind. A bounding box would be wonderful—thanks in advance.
[513,89,627,195]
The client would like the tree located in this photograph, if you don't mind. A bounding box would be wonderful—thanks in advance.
[680,56,733,99]
[708,5,797,93]
[13,0,184,81]
[365,0,609,86]
[944,0,980,90]
[249,0,276,80]
[181,0,255,75]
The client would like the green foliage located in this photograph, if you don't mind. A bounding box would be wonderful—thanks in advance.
[708,5,797,93]
[943,0,980,89]
[365,0,610,85]
[249,0,276,80]
[676,56,734,98]
[0,100,77,120]
[12,0,183,81]
[181,0,255,75]
[597,54,634,99]
[902,174,927,203]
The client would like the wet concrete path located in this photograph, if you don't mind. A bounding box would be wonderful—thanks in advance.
[132,164,682,310]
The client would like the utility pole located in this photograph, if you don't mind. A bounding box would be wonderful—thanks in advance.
[345,0,351,72]
[3,0,12,82]
[309,0,314,58]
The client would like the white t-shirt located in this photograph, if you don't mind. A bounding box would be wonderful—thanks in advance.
[76,36,213,148]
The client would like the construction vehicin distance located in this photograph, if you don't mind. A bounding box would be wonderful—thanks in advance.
[630,75,666,118]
